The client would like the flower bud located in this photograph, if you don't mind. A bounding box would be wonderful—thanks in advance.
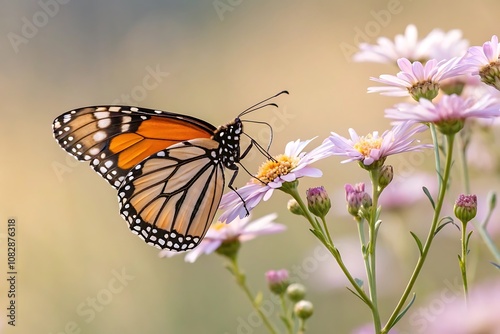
[294,300,314,319]
[265,269,289,295]
[345,183,371,218]
[287,199,305,216]
[454,194,477,224]
[306,186,331,218]
[286,283,306,302]
[378,165,393,191]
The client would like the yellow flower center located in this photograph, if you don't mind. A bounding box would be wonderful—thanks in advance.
[353,135,383,158]
[211,222,227,231]
[255,154,299,183]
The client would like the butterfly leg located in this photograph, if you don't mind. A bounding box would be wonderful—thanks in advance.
[226,166,250,216]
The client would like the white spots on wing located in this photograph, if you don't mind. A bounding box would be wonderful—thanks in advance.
[94,111,110,119]
[63,114,71,123]
[93,131,107,142]
[100,166,107,174]
[156,151,165,157]
[154,110,162,114]
[100,153,106,159]
[97,118,111,128]
[68,136,74,141]
[92,159,100,166]
[76,143,82,149]
[53,121,61,129]
[63,126,70,132]
[130,107,139,112]
[104,160,113,168]
[84,155,91,161]
[121,123,130,132]
[89,147,100,156]
[108,107,121,112]
[140,116,147,120]
[114,180,121,188]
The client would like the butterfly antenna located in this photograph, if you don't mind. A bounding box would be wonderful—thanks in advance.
[238,90,289,117]
[241,119,274,151]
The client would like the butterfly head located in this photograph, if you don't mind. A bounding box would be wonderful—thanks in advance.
[213,118,243,168]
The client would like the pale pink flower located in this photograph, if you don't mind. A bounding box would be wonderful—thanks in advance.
[328,121,430,166]
[386,94,500,125]
[460,35,500,90]
[461,35,500,74]
[218,138,334,223]
[368,57,464,100]
[353,24,468,64]
[159,213,285,262]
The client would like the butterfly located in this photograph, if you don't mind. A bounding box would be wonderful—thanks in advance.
[52,91,287,251]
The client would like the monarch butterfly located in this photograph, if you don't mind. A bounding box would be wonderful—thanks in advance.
[52,91,287,251]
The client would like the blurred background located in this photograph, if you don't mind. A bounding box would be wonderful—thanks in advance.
[1,1,500,333]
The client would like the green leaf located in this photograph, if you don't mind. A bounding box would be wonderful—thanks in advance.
[392,293,417,326]
[435,216,455,236]
[346,287,369,306]
[422,186,435,209]
[410,231,423,255]
[465,231,473,249]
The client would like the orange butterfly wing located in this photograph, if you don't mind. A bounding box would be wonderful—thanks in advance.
[52,106,216,188]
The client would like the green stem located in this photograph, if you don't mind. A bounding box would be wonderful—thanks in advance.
[297,319,306,334]
[430,124,443,189]
[476,222,500,264]
[458,128,500,264]
[280,295,293,334]
[284,186,373,309]
[320,216,333,246]
[229,257,278,334]
[382,134,455,333]
[357,219,372,287]
[367,169,382,333]
[460,221,469,305]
